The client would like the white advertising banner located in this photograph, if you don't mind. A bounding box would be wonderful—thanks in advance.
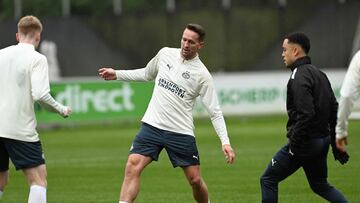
[194,69,353,116]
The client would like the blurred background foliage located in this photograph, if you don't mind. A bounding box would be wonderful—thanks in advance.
[0,0,358,74]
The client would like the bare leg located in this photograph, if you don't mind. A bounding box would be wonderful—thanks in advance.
[23,164,47,187]
[0,170,9,191]
[119,154,152,203]
[183,165,208,203]
[0,170,9,199]
[23,164,47,203]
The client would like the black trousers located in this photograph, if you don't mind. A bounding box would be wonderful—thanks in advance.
[260,136,348,203]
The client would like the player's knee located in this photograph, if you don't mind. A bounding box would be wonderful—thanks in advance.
[24,167,47,187]
[260,174,275,187]
[125,159,142,176]
[260,176,268,187]
[188,176,202,188]
[260,175,265,185]
[309,181,330,195]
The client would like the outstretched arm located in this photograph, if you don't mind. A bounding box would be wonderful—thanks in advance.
[98,68,117,80]
[99,49,162,82]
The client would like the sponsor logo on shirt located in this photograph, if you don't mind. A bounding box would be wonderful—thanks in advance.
[158,78,186,98]
[166,64,173,70]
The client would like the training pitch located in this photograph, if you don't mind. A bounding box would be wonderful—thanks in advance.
[4,115,360,202]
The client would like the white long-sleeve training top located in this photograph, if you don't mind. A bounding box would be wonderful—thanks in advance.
[0,43,68,142]
[336,50,360,139]
[116,47,230,145]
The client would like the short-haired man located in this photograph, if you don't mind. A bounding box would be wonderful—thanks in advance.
[99,23,235,203]
[260,32,349,203]
[0,15,71,203]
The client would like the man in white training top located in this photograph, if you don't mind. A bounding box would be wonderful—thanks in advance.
[336,49,360,152]
[0,15,71,203]
[99,23,235,203]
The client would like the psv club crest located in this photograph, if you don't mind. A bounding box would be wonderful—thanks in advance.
[182,71,190,79]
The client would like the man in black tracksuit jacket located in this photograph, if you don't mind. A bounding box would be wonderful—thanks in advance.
[260,33,349,203]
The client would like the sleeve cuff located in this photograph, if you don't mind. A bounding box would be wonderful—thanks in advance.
[336,132,348,139]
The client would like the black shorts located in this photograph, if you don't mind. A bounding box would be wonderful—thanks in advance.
[0,137,45,171]
[130,122,200,168]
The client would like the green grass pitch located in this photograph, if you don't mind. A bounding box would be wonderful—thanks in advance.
[3,115,360,202]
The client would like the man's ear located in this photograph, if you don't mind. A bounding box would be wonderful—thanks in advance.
[16,33,20,42]
[198,41,204,49]
[293,46,300,57]
[35,32,41,43]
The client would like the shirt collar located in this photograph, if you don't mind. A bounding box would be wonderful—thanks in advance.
[18,42,35,50]
[287,56,311,71]
[179,52,199,63]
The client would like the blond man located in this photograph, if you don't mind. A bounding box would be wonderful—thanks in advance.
[0,15,71,203]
